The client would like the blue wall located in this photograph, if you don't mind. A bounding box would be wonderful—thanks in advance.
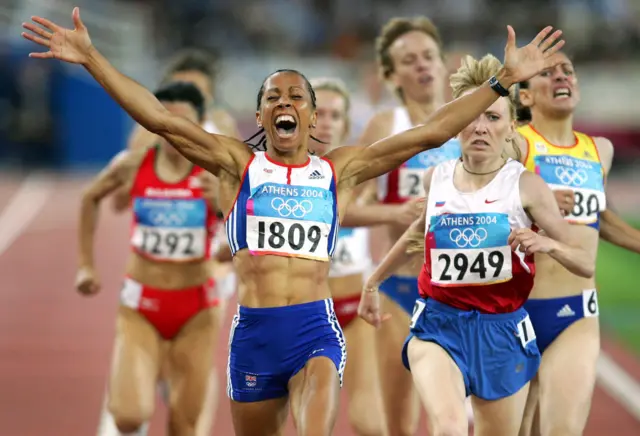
[54,68,133,169]
[3,42,133,169]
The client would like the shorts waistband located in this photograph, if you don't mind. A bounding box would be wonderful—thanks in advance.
[425,298,526,321]
[238,299,334,318]
[526,289,596,307]
[384,275,418,284]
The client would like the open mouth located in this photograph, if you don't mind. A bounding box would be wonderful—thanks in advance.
[418,74,433,85]
[553,87,572,99]
[274,114,297,138]
[471,139,489,146]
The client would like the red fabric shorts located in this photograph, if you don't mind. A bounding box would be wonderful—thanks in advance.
[120,277,219,340]
[333,294,361,329]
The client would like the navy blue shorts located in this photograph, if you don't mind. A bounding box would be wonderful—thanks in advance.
[226,299,347,402]
[524,289,599,354]
[379,275,419,315]
[402,298,541,401]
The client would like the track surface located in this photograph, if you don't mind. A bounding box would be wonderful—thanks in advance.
[0,174,638,435]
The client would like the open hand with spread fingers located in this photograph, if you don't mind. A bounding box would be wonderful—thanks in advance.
[22,7,93,65]
[502,25,565,85]
[508,227,557,256]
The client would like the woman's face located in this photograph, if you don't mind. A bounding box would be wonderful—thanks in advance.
[256,71,316,153]
[519,53,579,119]
[458,88,514,161]
[309,89,349,155]
[387,31,446,103]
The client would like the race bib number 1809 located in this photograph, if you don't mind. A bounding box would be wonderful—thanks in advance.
[429,213,513,286]
[245,183,334,260]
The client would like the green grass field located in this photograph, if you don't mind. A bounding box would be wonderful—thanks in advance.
[597,219,640,355]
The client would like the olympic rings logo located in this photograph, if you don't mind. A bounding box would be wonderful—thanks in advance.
[271,197,313,218]
[149,210,187,226]
[449,228,488,248]
[555,167,588,186]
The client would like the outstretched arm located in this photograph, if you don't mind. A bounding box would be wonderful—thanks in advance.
[600,208,640,253]
[329,26,564,186]
[22,8,250,177]
[588,137,640,252]
[515,171,595,278]
[342,198,424,228]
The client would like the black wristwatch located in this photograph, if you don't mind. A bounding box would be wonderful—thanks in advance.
[489,76,510,97]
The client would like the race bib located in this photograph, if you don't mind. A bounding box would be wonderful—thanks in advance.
[429,213,513,286]
[534,155,606,224]
[399,168,425,198]
[131,198,207,261]
[245,183,334,260]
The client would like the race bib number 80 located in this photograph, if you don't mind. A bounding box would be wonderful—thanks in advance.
[534,155,606,224]
[429,213,513,286]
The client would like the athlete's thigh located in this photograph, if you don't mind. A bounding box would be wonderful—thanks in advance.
[230,397,289,436]
[537,317,599,435]
[519,375,541,436]
[406,337,467,434]
[165,307,218,422]
[288,356,341,436]
[108,306,162,417]
[472,382,530,436]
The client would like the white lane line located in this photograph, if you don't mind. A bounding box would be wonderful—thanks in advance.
[0,174,53,256]
[597,351,640,421]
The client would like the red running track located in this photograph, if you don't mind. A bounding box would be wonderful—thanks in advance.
[0,174,638,435]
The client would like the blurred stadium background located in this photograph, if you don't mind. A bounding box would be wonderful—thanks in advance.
[0,0,639,434]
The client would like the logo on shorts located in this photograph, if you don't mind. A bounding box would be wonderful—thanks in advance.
[140,297,160,311]
[556,304,576,317]
[245,374,257,387]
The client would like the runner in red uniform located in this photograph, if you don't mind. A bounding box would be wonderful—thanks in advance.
[75,82,220,435]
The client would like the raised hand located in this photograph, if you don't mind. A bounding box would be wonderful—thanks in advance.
[503,25,565,84]
[21,7,92,65]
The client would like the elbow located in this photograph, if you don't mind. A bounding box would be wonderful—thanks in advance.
[577,252,595,278]
[577,264,595,279]
[81,189,99,208]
